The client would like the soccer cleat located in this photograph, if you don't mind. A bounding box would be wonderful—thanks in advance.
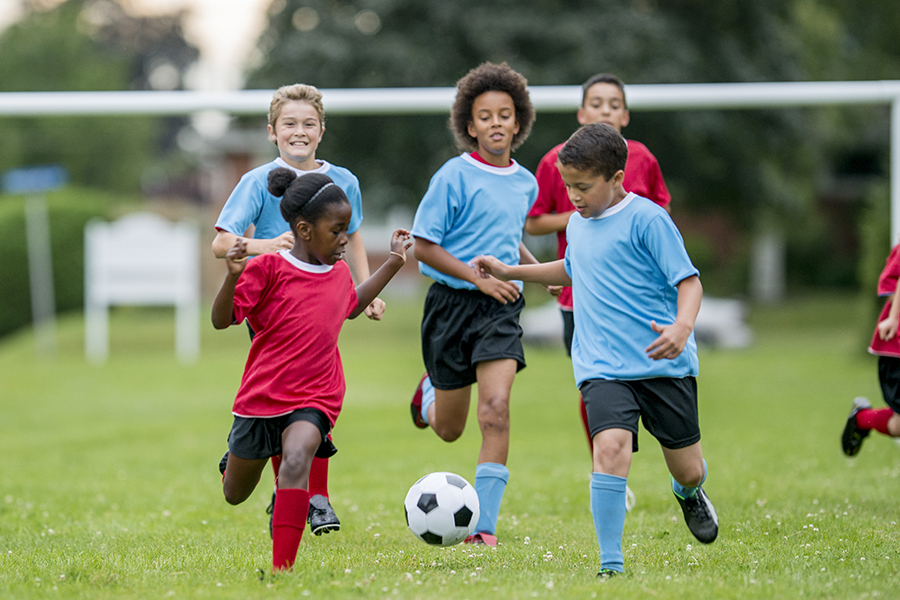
[597,568,620,579]
[265,487,276,538]
[410,373,430,429]
[841,396,872,456]
[674,486,718,544]
[463,532,498,546]
[308,494,341,535]
[218,451,229,476]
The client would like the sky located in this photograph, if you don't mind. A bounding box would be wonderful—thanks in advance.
[0,0,271,90]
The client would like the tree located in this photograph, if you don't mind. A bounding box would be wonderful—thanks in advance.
[0,0,200,192]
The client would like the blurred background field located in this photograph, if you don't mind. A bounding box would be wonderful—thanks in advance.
[1,290,898,599]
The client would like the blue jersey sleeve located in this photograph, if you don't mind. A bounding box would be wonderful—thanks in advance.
[343,175,364,235]
[412,173,458,245]
[215,172,266,236]
[641,214,699,287]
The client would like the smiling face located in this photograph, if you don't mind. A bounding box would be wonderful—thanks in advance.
[294,201,352,265]
[466,90,520,166]
[268,100,325,170]
[556,161,626,219]
[577,82,630,132]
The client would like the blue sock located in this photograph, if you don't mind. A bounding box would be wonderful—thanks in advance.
[591,472,627,573]
[419,375,435,425]
[473,462,509,535]
[672,458,707,499]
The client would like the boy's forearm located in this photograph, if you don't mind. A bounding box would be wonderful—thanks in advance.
[211,274,239,329]
[414,238,479,285]
[525,213,571,235]
[506,260,571,286]
[674,275,703,329]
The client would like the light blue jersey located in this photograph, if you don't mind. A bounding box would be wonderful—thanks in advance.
[564,193,699,385]
[215,158,363,240]
[412,154,537,290]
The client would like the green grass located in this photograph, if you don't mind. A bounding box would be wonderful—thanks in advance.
[1,291,898,599]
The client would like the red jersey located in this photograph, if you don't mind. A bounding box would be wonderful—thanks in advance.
[230,250,358,424]
[869,244,900,357]
[530,139,671,310]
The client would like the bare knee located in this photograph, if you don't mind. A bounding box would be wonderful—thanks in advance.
[223,484,252,506]
[278,449,313,487]
[477,394,510,436]
[433,420,465,442]
[593,437,628,468]
[672,461,705,488]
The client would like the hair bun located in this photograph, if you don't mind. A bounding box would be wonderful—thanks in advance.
[267,167,297,197]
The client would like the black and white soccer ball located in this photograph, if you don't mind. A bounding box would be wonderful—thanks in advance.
[404,472,480,546]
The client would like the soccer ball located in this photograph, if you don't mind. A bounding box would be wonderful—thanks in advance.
[404,472,480,546]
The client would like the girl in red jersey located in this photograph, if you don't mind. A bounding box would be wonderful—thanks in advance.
[212,168,411,571]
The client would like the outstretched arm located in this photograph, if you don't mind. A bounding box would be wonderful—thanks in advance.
[524,211,574,235]
[350,230,412,319]
[211,239,249,329]
[414,238,521,304]
[344,231,387,320]
[645,275,702,360]
[212,229,293,258]
[472,255,571,287]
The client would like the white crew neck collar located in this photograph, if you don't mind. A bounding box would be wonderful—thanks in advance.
[278,249,333,272]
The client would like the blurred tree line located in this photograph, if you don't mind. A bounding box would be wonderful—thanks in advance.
[247,0,900,294]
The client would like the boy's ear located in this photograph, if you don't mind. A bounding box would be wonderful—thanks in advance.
[613,169,626,186]
[267,123,277,143]
[620,109,631,129]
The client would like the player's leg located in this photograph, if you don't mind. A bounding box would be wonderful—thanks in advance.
[307,454,341,535]
[271,418,320,571]
[222,453,268,506]
[844,357,900,455]
[221,416,271,505]
[661,442,717,544]
[583,379,637,576]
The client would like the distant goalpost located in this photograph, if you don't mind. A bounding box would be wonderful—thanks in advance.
[1,80,899,299]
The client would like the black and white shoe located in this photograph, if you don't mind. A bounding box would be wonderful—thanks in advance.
[674,486,718,544]
[841,396,872,457]
[308,494,341,535]
[218,451,229,476]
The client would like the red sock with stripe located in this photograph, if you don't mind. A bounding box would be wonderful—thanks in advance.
[272,488,309,571]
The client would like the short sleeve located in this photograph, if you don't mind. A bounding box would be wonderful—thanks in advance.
[232,257,270,325]
[215,173,265,235]
[345,177,364,235]
[412,173,458,245]
[563,244,573,279]
[645,158,671,208]
[529,147,565,218]
[641,214,698,287]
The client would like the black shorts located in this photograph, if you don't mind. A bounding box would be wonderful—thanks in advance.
[580,377,700,452]
[561,309,574,357]
[421,282,526,390]
[227,408,336,460]
[877,356,900,413]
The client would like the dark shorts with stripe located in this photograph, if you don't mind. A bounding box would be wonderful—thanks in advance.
[580,376,701,452]
[422,282,526,390]
[227,408,336,460]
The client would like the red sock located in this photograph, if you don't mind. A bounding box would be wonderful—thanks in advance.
[856,408,895,435]
[579,395,592,452]
[309,456,329,498]
[271,455,282,485]
[272,488,309,571]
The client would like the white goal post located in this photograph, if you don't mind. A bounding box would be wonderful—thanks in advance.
[1,80,899,239]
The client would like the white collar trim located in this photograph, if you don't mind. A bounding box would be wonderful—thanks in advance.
[274,157,331,176]
[278,249,333,273]
[461,153,520,175]
[592,192,636,220]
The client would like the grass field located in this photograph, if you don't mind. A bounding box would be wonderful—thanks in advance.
[1,290,899,599]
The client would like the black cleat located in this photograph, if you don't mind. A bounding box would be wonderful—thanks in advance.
[674,486,718,544]
[597,568,620,579]
[841,397,872,457]
[265,487,276,538]
[218,451,229,476]
[308,494,341,535]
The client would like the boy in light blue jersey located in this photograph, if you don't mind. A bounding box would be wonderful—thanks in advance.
[473,122,717,576]
[409,62,538,546]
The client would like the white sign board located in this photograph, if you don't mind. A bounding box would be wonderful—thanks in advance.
[84,213,200,363]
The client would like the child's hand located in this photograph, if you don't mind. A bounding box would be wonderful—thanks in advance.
[877,316,899,341]
[471,255,510,280]
[389,229,413,262]
[474,275,520,304]
[646,320,691,360]
[365,298,386,321]
[547,285,563,297]
[268,231,295,253]
[225,239,249,276]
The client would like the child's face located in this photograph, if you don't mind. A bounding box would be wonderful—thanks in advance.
[268,100,324,169]
[296,202,352,265]
[556,162,625,219]
[466,91,520,160]
[577,83,630,132]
